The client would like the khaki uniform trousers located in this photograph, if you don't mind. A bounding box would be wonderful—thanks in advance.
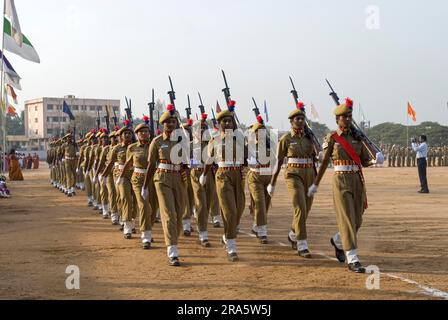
[182,173,194,221]
[131,172,152,232]
[247,170,271,227]
[106,174,117,214]
[84,169,93,198]
[285,168,315,241]
[117,177,137,222]
[206,170,220,219]
[64,159,77,189]
[154,171,187,246]
[190,169,209,232]
[215,168,245,240]
[332,172,366,251]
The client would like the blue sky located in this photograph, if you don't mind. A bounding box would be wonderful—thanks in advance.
[6,0,448,129]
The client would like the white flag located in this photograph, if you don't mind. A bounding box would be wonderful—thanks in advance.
[5,0,23,46]
[311,103,320,122]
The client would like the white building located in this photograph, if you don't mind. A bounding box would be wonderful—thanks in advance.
[24,95,120,150]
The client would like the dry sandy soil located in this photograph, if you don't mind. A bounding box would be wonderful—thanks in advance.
[0,164,447,300]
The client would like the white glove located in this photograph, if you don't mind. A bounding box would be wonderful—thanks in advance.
[374,152,385,165]
[115,177,124,186]
[199,174,206,186]
[267,184,275,197]
[141,188,149,200]
[318,151,324,163]
[307,184,319,198]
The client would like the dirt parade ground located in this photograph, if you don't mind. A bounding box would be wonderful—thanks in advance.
[0,163,447,300]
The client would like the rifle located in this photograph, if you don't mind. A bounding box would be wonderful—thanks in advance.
[221,70,241,125]
[325,79,381,158]
[166,76,191,141]
[148,89,156,139]
[251,97,261,118]
[124,96,133,123]
[289,76,322,154]
[168,76,176,107]
[211,108,218,129]
[198,92,206,116]
[251,97,270,148]
[186,94,192,120]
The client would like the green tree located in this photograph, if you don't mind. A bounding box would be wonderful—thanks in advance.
[6,111,25,135]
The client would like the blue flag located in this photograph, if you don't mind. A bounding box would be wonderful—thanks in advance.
[264,100,269,123]
[63,100,75,120]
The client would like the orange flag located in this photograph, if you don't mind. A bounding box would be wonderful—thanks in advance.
[407,102,416,122]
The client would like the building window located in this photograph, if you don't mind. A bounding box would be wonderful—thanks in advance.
[62,117,67,122]
[81,105,87,111]
[35,106,38,111]
[35,118,38,123]
[57,105,62,110]
[35,129,39,135]
[113,106,119,112]
[52,117,59,122]
[47,117,51,122]
[89,106,96,111]
[47,104,54,111]
[97,106,103,111]
[47,128,53,135]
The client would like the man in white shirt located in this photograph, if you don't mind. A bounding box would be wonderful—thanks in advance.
[411,135,429,194]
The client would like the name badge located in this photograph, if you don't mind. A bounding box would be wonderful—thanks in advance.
[160,144,169,149]
[290,142,298,146]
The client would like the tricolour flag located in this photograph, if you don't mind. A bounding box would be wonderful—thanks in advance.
[3,17,40,63]
[6,84,18,104]
[5,0,23,46]
[8,105,17,117]
[407,102,417,122]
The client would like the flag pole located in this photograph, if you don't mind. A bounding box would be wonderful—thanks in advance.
[406,103,409,148]
[1,0,7,173]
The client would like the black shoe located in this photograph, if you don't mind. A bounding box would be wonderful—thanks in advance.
[124,233,132,240]
[183,230,191,237]
[132,228,137,234]
[348,262,366,273]
[112,221,120,226]
[213,222,221,228]
[288,235,297,250]
[67,193,73,198]
[201,240,211,248]
[418,190,429,194]
[155,218,161,223]
[298,249,312,259]
[259,236,268,245]
[330,238,346,263]
[119,224,124,231]
[103,215,110,220]
[87,202,93,207]
[142,242,151,250]
[93,206,98,211]
[190,226,194,233]
[228,252,239,262]
[169,257,180,267]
